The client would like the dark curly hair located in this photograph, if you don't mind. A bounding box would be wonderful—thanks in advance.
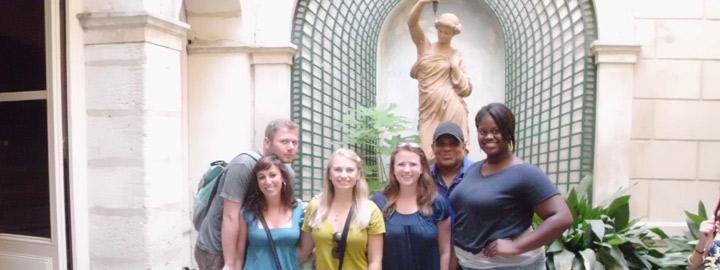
[242,155,297,219]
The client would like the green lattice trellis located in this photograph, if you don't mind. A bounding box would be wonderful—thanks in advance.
[290,0,597,198]
[290,0,401,200]
[484,0,598,192]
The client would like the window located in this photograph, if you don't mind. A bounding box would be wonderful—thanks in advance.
[0,0,51,238]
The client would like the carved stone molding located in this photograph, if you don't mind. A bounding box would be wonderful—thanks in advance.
[77,12,189,50]
[188,42,297,65]
[590,41,642,64]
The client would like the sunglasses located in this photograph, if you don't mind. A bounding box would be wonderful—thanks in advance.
[332,232,343,258]
[397,142,421,148]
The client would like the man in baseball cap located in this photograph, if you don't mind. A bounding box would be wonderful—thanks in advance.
[431,122,473,199]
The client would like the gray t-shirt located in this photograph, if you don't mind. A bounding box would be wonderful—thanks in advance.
[449,161,559,254]
[196,152,258,254]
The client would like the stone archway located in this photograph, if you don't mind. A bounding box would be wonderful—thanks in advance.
[290,0,598,196]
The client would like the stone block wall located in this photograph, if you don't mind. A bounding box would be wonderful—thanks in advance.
[629,0,720,231]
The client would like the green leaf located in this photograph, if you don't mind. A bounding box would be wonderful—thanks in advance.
[698,200,708,220]
[663,237,693,252]
[605,195,630,231]
[578,249,597,270]
[649,227,669,239]
[532,213,543,227]
[576,175,593,201]
[685,217,701,239]
[607,237,626,246]
[597,245,629,269]
[547,239,565,253]
[567,189,579,217]
[685,211,705,226]
[587,220,606,240]
[553,249,576,270]
[571,257,584,270]
[547,256,557,270]
[632,252,653,269]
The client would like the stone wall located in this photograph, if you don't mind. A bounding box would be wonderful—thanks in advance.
[628,0,720,231]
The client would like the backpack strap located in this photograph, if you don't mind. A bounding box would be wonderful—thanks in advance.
[241,151,261,162]
[208,151,261,210]
[204,161,228,215]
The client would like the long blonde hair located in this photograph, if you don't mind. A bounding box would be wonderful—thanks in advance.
[307,148,372,229]
[382,144,437,217]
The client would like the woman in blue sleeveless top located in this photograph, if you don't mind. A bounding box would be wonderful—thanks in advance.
[372,143,452,270]
[237,155,305,270]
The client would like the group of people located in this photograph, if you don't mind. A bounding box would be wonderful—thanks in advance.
[193,1,576,269]
[193,102,573,270]
[189,0,720,268]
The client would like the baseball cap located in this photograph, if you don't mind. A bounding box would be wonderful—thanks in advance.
[432,122,464,142]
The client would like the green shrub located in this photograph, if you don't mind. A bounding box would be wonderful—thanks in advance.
[338,104,417,185]
[541,176,687,269]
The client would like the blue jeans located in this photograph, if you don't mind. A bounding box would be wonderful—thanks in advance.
[461,255,546,270]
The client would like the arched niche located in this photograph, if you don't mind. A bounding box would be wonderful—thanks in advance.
[290,0,598,195]
[377,0,506,162]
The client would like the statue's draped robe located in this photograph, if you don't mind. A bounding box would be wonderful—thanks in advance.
[411,51,472,161]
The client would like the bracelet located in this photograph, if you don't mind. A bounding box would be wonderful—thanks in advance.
[695,248,705,254]
[689,254,699,266]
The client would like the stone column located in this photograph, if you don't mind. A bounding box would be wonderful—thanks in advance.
[187,44,254,183]
[185,44,296,182]
[185,0,254,207]
[251,45,297,147]
[590,42,641,205]
[78,12,190,269]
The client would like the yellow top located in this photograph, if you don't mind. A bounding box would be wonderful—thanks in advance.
[301,199,385,270]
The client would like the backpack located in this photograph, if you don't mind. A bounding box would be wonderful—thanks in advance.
[192,152,261,231]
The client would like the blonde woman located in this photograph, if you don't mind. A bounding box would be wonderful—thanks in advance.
[298,148,385,270]
[371,143,452,270]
